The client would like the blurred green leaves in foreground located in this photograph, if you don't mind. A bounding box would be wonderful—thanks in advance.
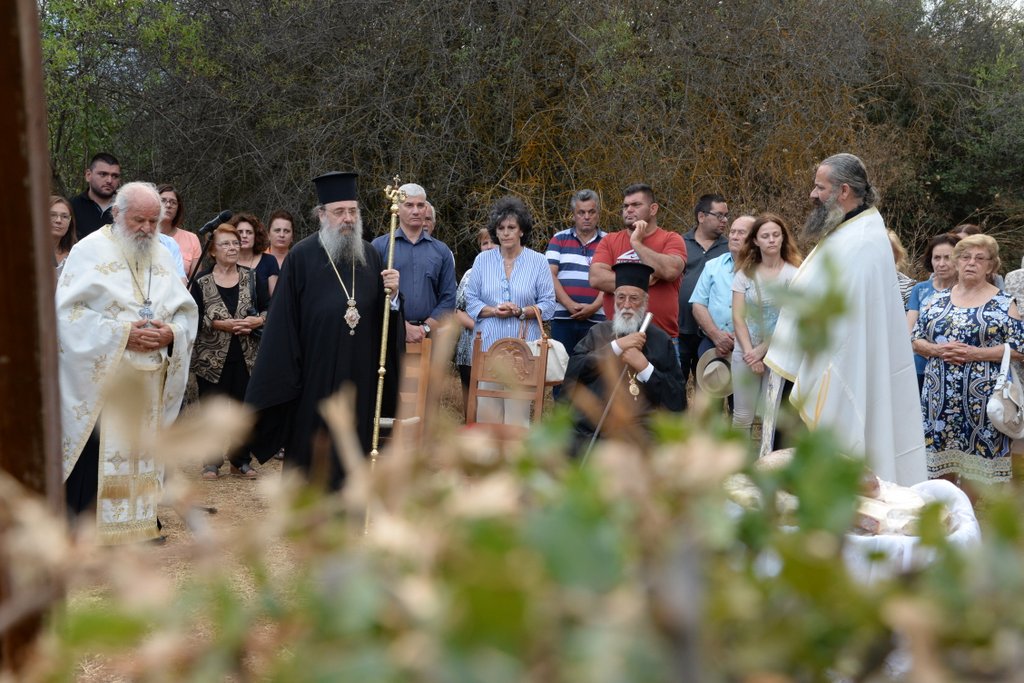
[8,412,1023,682]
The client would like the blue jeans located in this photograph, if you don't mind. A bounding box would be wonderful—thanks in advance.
[550,318,599,399]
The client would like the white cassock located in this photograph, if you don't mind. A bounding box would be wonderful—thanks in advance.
[57,225,198,544]
[764,207,927,486]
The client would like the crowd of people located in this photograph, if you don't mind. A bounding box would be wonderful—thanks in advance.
[53,150,1023,544]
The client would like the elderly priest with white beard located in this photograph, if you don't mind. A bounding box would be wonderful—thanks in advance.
[244,171,404,490]
[58,181,198,545]
[562,262,685,447]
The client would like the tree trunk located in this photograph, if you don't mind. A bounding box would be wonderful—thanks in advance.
[0,0,62,672]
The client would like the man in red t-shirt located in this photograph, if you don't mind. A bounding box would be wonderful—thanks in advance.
[590,183,687,351]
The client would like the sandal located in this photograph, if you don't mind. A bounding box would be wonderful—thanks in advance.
[201,465,220,480]
[230,463,258,479]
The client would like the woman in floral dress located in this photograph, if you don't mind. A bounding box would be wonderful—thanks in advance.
[913,234,1024,488]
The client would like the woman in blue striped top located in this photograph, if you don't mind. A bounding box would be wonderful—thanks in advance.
[466,196,556,422]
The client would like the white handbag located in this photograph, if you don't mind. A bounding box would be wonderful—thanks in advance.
[986,343,1024,439]
[520,308,569,383]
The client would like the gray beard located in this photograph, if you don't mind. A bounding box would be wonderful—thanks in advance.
[802,194,847,241]
[111,220,157,262]
[319,219,366,267]
[612,306,647,337]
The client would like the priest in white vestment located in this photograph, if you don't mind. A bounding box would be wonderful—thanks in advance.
[57,181,198,544]
[765,154,927,486]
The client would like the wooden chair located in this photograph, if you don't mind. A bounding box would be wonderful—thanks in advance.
[466,332,548,427]
[379,339,432,440]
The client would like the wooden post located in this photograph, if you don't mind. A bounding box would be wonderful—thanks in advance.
[0,0,62,672]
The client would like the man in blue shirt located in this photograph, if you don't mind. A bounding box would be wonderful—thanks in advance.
[371,183,456,342]
[678,193,730,385]
[690,214,754,359]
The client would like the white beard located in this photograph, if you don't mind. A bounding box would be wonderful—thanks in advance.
[111,220,158,262]
[612,305,647,337]
[319,217,366,266]
[803,192,847,241]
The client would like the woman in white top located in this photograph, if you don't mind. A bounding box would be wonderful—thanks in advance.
[731,213,803,433]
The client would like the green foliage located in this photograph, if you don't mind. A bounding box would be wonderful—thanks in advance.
[38,0,1024,270]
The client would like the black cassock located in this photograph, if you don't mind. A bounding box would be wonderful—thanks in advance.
[244,234,403,489]
[562,321,685,442]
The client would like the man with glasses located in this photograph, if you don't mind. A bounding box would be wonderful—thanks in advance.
[563,262,685,451]
[679,194,730,389]
[764,153,926,486]
[246,171,403,490]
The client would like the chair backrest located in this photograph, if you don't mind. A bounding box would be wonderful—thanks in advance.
[397,339,431,423]
[466,332,548,425]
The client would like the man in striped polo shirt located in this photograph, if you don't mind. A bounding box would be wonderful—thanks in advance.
[546,190,607,388]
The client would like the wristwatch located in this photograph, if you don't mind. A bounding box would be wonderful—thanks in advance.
[422,324,431,336]
[519,309,527,320]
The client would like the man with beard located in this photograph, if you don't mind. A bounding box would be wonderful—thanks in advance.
[57,181,198,544]
[562,262,685,448]
[245,171,403,489]
[764,153,926,485]
[71,152,122,240]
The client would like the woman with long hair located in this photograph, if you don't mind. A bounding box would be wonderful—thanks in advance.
[51,195,77,276]
[731,213,803,433]
[157,184,202,280]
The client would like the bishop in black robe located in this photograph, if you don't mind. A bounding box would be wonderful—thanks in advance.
[244,233,403,489]
[245,170,404,490]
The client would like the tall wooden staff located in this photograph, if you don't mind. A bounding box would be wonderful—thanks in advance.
[365,177,404,532]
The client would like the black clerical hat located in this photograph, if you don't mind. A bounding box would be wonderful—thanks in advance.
[613,262,654,291]
[312,171,359,204]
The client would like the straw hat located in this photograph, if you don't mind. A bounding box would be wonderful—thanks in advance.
[696,348,732,398]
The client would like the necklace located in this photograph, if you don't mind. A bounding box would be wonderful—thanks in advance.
[627,370,640,399]
[321,238,359,335]
[127,258,154,325]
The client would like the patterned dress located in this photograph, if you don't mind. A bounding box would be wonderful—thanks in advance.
[913,290,1023,482]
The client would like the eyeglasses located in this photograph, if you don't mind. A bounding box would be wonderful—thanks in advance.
[215,240,241,248]
[614,293,645,305]
[326,207,359,220]
[704,210,729,222]
[160,198,179,206]
[958,254,992,263]
[50,212,71,222]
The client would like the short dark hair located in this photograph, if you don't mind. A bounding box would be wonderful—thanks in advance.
[230,211,270,253]
[155,184,185,229]
[89,152,120,169]
[486,196,534,244]
[622,183,656,205]
[268,208,294,226]
[921,233,962,273]
[694,193,726,221]
[954,223,981,236]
